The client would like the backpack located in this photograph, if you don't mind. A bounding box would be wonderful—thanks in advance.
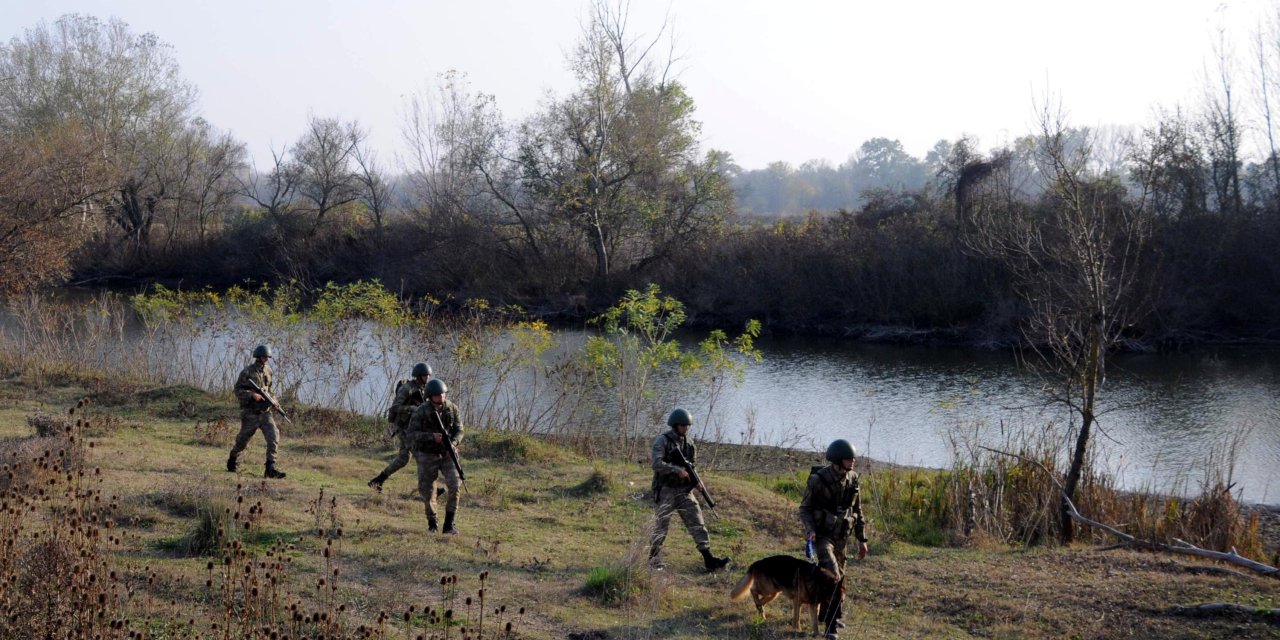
[386,379,410,422]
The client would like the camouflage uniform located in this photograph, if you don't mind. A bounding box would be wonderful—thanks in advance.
[649,428,711,554]
[229,359,279,466]
[799,463,868,634]
[405,399,464,523]
[377,378,428,480]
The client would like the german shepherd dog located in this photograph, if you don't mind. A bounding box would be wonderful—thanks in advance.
[728,555,842,635]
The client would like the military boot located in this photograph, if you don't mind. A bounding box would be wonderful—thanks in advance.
[427,515,438,533]
[367,473,387,491]
[700,548,730,572]
[226,454,238,472]
[822,600,844,638]
[442,511,458,535]
[264,463,287,479]
[648,546,665,570]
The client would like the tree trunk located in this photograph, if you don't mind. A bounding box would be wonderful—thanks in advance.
[1062,314,1104,544]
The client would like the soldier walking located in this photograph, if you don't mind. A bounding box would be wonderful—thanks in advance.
[226,345,287,479]
[799,439,869,639]
[405,379,464,533]
[648,408,730,572]
[368,362,432,491]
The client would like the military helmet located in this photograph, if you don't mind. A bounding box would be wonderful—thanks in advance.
[667,408,693,427]
[825,439,856,463]
[425,378,448,396]
[411,362,432,378]
[252,344,272,358]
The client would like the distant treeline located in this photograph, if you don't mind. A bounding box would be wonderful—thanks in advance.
[5,13,1280,348]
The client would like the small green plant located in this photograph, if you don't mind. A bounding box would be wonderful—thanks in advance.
[583,564,640,605]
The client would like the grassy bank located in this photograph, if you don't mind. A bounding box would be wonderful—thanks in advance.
[1,372,1278,639]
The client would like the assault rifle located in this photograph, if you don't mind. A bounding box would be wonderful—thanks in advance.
[245,379,293,424]
[433,408,468,495]
[665,433,718,516]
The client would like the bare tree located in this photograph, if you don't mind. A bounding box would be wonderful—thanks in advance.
[239,146,299,226]
[352,137,391,247]
[401,71,548,266]
[959,105,1155,543]
[293,116,364,237]
[1203,22,1245,216]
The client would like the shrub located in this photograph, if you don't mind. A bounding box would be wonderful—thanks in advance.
[583,564,644,605]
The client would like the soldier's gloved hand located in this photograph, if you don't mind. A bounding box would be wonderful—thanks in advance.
[433,433,443,444]
[677,469,689,481]
[253,393,264,402]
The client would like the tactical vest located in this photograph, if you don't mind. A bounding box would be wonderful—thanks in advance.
[808,465,860,539]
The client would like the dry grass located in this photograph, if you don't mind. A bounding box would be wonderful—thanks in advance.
[0,375,1274,639]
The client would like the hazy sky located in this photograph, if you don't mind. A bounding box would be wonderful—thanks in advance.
[3,0,1271,170]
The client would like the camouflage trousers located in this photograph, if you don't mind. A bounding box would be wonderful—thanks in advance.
[650,487,710,552]
[814,535,850,626]
[412,450,459,519]
[813,535,849,580]
[230,409,279,465]
[377,426,412,478]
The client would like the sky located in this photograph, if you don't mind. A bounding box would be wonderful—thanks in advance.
[2,0,1273,171]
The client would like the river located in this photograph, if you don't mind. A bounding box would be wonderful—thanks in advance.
[723,338,1280,504]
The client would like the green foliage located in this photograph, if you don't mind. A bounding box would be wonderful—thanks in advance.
[581,284,761,457]
[770,470,810,501]
[310,280,409,326]
[864,468,953,547]
[582,564,642,605]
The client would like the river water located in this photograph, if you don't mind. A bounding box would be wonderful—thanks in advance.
[722,338,1280,504]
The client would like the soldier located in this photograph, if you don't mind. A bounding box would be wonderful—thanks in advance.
[404,378,464,533]
[368,362,432,491]
[648,408,730,572]
[226,345,287,479]
[799,439,869,639]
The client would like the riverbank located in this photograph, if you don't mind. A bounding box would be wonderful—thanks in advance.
[2,371,1277,638]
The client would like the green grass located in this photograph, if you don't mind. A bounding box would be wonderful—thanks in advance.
[0,373,1276,639]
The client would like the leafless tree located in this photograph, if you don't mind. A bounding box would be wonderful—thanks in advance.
[959,104,1156,543]
[293,116,364,237]
[239,146,299,226]
[353,138,391,247]
[1203,22,1245,215]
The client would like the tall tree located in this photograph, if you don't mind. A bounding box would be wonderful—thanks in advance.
[292,116,364,237]
[513,0,731,283]
[958,107,1155,544]
[0,14,198,256]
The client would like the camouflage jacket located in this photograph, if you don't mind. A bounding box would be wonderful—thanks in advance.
[799,464,868,543]
[405,400,464,455]
[651,429,697,493]
[233,361,273,412]
[387,378,428,427]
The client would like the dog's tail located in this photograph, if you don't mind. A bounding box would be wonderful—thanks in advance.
[728,570,754,601]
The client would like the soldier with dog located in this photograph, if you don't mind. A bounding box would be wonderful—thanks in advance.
[799,438,869,638]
